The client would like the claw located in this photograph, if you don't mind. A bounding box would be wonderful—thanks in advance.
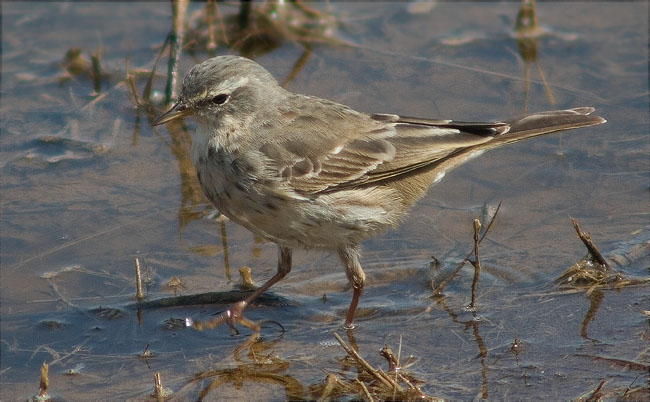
[187,245,292,334]
[187,300,260,334]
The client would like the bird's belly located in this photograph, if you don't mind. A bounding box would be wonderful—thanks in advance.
[197,166,402,249]
[193,142,406,249]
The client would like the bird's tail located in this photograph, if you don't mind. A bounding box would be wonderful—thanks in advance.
[492,107,606,146]
[393,107,605,193]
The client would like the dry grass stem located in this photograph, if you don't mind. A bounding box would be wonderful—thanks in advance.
[134,257,144,301]
[39,362,49,398]
[333,333,400,391]
[356,378,376,402]
[470,218,483,309]
[332,333,439,401]
[239,266,256,290]
[585,379,606,402]
[432,202,501,296]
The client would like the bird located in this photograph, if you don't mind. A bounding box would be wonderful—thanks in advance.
[153,55,605,332]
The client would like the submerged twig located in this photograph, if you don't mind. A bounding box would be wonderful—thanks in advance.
[576,354,649,372]
[580,289,604,340]
[132,290,288,310]
[144,36,171,103]
[281,45,313,88]
[48,338,91,367]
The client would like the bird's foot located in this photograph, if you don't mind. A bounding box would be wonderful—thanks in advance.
[186,301,261,335]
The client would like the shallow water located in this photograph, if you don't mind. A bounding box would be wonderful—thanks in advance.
[1,2,648,400]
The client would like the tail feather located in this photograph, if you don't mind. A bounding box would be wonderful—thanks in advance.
[371,107,605,187]
[494,107,606,146]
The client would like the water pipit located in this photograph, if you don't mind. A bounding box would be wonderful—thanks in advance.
[153,55,605,331]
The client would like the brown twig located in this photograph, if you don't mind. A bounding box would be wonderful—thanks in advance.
[556,218,626,289]
[380,345,399,372]
[356,378,376,402]
[319,373,338,401]
[469,218,482,309]
[165,0,188,103]
[90,43,103,95]
[239,266,256,290]
[205,0,218,50]
[153,372,164,401]
[134,257,144,302]
[570,218,611,271]
[432,202,501,296]
[586,379,606,402]
[39,362,49,398]
[333,333,402,392]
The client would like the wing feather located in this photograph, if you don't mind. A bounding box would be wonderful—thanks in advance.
[256,97,508,195]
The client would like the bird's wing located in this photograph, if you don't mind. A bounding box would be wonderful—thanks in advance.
[359,114,509,186]
[256,95,508,195]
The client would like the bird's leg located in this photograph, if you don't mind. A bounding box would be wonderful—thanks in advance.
[339,244,365,330]
[188,245,292,334]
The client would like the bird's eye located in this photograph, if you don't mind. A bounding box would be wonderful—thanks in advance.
[211,94,229,105]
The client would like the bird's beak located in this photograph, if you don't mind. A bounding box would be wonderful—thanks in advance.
[152,102,191,126]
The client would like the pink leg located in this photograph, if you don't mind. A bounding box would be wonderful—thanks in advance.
[339,245,365,330]
[188,245,292,333]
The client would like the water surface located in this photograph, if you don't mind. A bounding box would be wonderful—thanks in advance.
[1,2,648,400]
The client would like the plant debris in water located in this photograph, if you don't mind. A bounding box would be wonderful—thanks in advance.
[556,218,628,292]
